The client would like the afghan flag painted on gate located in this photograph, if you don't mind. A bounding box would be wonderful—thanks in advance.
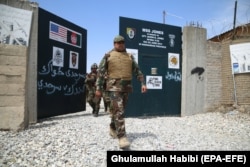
[67,30,82,48]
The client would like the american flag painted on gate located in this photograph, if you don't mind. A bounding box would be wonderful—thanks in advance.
[49,22,67,43]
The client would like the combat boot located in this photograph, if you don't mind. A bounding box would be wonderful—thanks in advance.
[93,108,99,117]
[119,137,130,149]
[92,111,98,117]
[109,127,117,138]
[90,104,95,114]
[104,102,108,112]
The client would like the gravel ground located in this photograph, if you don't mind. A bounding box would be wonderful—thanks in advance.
[0,102,250,167]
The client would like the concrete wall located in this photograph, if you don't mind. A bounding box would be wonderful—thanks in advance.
[0,44,28,130]
[0,0,38,130]
[26,2,38,124]
[181,26,250,115]
[181,26,207,116]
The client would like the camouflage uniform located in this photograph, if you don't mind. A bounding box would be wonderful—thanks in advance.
[96,48,145,139]
[85,63,101,116]
[102,74,111,112]
[103,92,110,112]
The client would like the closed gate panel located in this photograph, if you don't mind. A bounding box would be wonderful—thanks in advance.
[119,17,182,117]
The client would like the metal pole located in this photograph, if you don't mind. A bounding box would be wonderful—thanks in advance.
[163,10,166,24]
[232,73,238,105]
[233,0,238,39]
[232,0,238,104]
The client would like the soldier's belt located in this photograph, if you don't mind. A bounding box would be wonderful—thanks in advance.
[110,77,132,81]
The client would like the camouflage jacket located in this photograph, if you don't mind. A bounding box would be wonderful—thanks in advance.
[85,71,97,91]
[96,49,145,92]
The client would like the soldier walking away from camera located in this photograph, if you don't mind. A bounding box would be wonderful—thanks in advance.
[95,35,147,149]
[85,63,101,117]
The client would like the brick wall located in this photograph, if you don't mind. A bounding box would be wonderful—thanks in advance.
[205,41,222,111]
[0,44,29,130]
[220,40,235,104]
[221,39,250,105]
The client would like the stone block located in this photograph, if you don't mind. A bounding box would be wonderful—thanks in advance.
[0,84,25,95]
[0,106,27,131]
[0,96,25,107]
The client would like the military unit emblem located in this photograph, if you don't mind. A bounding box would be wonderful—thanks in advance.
[52,46,64,67]
[126,27,136,40]
[168,34,175,47]
[168,53,180,69]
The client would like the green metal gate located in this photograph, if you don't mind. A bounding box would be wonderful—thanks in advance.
[119,17,182,117]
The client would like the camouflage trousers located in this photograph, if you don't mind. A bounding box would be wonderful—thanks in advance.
[87,90,101,114]
[109,91,129,138]
[102,91,111,112]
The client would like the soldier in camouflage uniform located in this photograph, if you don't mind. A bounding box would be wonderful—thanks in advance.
[95,35,147,149]
[85,63,101,117]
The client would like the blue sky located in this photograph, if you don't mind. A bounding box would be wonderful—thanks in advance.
[37,0,250,72]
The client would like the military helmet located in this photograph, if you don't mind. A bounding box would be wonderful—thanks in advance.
[91,63,98,69]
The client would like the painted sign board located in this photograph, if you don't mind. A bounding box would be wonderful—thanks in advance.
[119,17,182,117]
[37,8,87,118]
